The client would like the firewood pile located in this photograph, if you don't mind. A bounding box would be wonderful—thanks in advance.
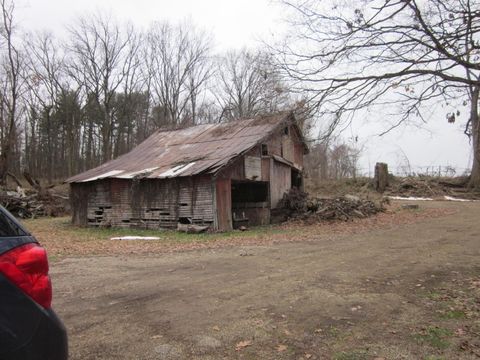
[0,187,68,219]
[279,188,384,222]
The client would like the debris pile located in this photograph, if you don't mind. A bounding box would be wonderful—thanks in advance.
[279,188,384,222]
[385,176,476,199]
[0,186,68,219]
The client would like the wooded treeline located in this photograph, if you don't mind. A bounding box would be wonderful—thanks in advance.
[0,5,299,184]
[4,0,476,187]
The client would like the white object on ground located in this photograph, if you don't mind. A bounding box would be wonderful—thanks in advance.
[388,195,476,202]
[388,196,434,201]
[443,196,476,202]
[110,236,161,241]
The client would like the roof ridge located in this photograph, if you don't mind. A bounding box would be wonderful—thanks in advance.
[66,112,298,183]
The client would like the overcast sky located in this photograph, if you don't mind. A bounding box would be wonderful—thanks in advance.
[16,0,471,175]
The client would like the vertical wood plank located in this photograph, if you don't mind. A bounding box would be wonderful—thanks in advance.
[215,178,232,231]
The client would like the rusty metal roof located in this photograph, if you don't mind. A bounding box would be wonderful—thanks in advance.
[66,112,303,183]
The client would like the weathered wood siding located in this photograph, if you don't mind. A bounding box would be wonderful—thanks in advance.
[281,134,294,163]
[71,176,215,229]
[244,156,261,180]
[262,125,304,169]
[291,126,305,168]
[261,158,270,181]
[265,136,282,157]
[232,204,270,228]
[218,147,263,181]
[269,160,292,208]
[215,178,232,231]
[70,182,96,226]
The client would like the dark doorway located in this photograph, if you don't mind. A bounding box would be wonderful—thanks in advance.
[291,169,303,189]
[231,181,270,228]
[231,181,268,203]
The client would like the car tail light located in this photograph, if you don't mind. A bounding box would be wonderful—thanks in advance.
[0,243,52,309]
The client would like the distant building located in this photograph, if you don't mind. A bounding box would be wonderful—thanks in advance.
[66,112,308,231]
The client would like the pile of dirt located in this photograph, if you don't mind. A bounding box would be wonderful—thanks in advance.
[0,187,68,218]
[278,188,384,222]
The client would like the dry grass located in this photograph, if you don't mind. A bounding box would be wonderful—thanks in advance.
[23,202,456,258]
[305,177,375,198]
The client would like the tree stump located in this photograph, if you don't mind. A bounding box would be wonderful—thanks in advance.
[374,162,389,192]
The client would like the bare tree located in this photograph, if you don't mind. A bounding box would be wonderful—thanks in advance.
[67,12,141,163]
[146,21,212,128]
[23,31,69,181]
[0,0,23,185]
[276,0,480,188]
[305,136,361,181]
[111,29,145,157]
[329,142,361,180]
[304,141,329,180]
[215,49,289,121]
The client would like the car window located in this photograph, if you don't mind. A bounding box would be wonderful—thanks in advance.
[0,209,28,237]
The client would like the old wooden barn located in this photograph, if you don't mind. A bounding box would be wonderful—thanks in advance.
[66,112,308,231]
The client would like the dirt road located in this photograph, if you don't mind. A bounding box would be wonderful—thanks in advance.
[50,201,480,359]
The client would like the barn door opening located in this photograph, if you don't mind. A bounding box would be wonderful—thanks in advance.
[231,181,270,228]
[291,169,302,189]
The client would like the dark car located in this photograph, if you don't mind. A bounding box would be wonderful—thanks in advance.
[0,206,68,360]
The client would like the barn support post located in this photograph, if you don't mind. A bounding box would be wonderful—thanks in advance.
[215,177,232,231]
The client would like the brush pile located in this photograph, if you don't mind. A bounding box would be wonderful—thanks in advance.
[0,187,68,218]
[279,188,384,222]
[385,176,475,198]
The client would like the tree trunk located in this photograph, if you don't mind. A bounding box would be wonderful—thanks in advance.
[468,88,480,189]
[469,114,480,188]
[374,162,389,192]
[0,147,9,186]
[101,106,112,162]
[0,119,16,187]
[45,107,53,184]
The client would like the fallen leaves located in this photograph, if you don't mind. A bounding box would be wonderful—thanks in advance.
[235,340,252,351]
[24,205,454,257]
[469,278,480,289]
[350,305,362,312]
[277,344,287,352]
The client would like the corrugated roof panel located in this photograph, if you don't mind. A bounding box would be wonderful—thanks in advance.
[66,112,296,183]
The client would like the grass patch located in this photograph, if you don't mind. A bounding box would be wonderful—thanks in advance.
[24,216,287,243]
[20,216,295,256]
[327,326,341,338]
[440,310,465,319]
[333,350,368,360]
[421,290,442,300]
[413,326,452,349]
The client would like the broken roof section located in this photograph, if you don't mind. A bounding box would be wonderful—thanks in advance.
[66,112,307,183]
